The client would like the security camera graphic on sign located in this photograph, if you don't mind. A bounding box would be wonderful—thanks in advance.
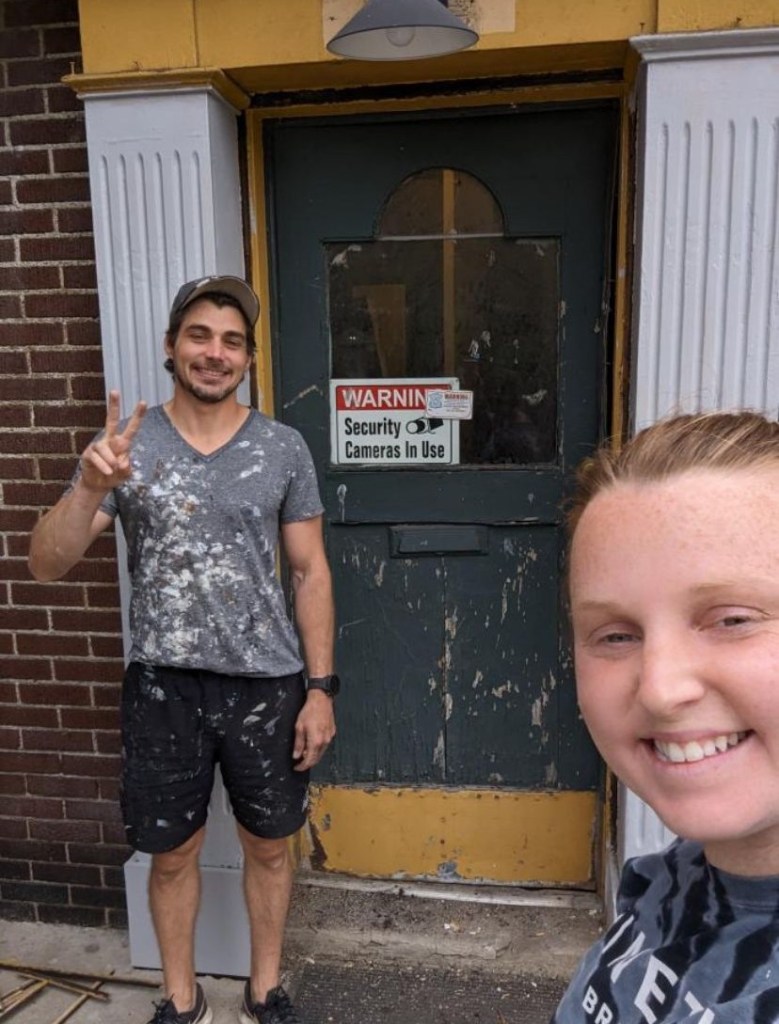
[406,418,444,434]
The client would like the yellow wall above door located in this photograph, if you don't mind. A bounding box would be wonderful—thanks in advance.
[76,0,777,93]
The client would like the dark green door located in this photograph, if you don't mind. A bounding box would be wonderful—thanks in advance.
[266,104,616,881]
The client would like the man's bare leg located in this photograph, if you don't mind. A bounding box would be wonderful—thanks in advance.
[149,827,206,1011]
[237,823,294,1004]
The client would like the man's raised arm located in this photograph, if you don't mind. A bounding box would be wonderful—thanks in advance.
[28,390,146,582]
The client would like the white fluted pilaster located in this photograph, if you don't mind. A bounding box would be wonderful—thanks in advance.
[623,29,779,864]
[632,28,779,427]
[80,86,251,970]
[82,87,248,408]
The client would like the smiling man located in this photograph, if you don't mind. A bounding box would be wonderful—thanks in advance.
[29,276,337,1024]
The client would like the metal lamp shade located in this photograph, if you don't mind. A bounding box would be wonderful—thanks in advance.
[327,0,479,61]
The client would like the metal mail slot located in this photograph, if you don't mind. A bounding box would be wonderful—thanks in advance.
[389,525,489,556]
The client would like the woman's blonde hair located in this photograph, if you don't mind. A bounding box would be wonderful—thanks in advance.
[567,411,779,538]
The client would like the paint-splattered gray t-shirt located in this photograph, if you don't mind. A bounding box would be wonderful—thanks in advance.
[98,406,324,677]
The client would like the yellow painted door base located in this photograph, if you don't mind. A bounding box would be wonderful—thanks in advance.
[304,785,597,886]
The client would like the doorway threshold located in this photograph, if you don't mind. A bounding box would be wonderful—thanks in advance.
[288,871,603,977]
[296,869,600,911]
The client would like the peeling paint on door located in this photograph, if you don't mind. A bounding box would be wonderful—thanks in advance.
[336,483,347,522]
[282,383,322,409]
[326,522,596,790]
[432,730,446,772]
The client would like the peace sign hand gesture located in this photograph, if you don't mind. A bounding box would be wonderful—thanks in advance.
[80,390,147,493]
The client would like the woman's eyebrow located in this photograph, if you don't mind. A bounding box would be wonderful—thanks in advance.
[689,579,773,596]
[571,599,626,615]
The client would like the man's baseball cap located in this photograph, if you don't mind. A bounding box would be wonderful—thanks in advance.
[170,275,260,326]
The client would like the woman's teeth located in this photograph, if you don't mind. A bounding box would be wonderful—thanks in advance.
[654,732,748,763]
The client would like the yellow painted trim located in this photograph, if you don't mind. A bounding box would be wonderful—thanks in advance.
[305,786,597,886]
[248,79,624,124]
[226,44,631,94]
[600,92,637,874]
[64,68,250,110]
[289,830,304,868]
[246,116,275,418]
[611,93,634,447]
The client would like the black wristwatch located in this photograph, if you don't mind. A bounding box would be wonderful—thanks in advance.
[306,674,340,698]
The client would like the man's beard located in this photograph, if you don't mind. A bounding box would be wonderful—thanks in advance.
[174,366,244,404]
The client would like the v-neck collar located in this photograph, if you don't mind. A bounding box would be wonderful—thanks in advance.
[158,405,255,461]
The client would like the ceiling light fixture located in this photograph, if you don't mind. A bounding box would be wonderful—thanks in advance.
[327,0,479,61]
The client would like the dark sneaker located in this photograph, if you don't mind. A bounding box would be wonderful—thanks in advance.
[239,982,302,1024]
[148,983,212,1024]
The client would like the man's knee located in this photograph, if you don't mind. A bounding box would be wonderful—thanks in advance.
[238,828,290,871]
[150,828,206,880]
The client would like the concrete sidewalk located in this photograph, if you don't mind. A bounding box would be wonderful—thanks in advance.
[0,879,603,1023]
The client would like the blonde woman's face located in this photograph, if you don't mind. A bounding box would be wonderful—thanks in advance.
[569,468,779,874]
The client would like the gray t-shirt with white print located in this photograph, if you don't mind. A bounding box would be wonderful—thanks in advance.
[98,405,324,677]
[552,839,779,1023]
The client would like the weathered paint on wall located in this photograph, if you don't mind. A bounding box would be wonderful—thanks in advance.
[324,0,517,40]
[306,785,597,884]
[657,0,779,32]
[78,0,199,72]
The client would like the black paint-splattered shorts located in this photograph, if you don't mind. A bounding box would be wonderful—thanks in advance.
[120,662,309,854]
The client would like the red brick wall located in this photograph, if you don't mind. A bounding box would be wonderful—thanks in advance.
[0,0,129,926]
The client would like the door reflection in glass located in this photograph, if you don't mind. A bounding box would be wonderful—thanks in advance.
[327,168,560,466]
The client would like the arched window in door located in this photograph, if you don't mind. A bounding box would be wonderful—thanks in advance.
[327,168,559,465]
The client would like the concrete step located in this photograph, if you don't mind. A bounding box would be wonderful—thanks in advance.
[0,879,603,1022]
[287,875,603,979]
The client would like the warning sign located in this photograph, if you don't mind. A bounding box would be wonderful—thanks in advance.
[330,378,460,466]
[426,389,473,420]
